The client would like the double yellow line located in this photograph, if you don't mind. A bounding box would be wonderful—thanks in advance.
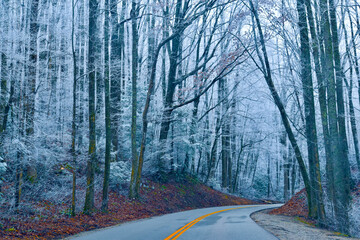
[164,206,253,240]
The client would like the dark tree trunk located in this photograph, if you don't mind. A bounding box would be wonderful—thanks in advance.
[0,53,8,133]
[71,0,77,217]
[320,0,351,232]
[84,0,98,215]
[347,4,360,170]
[129,0,140,199]
[221,79,231,189]
[102,0,111,212]
[296,0,325,222]
[25,0,40,182]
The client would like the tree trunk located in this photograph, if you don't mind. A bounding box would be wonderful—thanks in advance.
[14,162,23,209]
[0,0,8,133]
[221,79,231,189]
[25,0,40,182]
[346,2,360,170]
[342,1,360,178]
[110,0,124,162]
[267,155,271,198]
[158,0,183,175]
[320,0,350,232]
[0,53,7,133]
[329,0,352,197]
[205,87,222,184]
[102,0,111,212]
[304,0,334,207]
[84,0,98,215]
[296,0,325,222]
[0,60,13,134]
[129,1,140,199]
[71,0,77,217]
[283,148,290,202]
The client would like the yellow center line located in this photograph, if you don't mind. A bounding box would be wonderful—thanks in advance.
[164,206,254,240]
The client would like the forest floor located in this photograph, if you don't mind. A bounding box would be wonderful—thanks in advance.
[252,184,360,239]
[0,174,265,240]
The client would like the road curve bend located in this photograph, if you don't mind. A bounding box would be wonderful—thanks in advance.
[67,204,281,240]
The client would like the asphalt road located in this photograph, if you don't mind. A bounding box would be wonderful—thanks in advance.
[68,204,281,240]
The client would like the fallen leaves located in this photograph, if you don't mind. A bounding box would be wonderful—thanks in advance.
[269,188,308,218]
[0,175,260,239]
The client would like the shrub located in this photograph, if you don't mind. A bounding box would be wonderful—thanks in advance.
[109,161,131,185]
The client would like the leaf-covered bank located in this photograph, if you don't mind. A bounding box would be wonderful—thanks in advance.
[269,183,360,237]
[0,175,261,240]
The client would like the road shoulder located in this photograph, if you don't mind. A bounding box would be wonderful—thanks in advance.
[251,209,359,240]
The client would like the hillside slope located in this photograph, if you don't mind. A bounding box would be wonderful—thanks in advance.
[0,175,261,240]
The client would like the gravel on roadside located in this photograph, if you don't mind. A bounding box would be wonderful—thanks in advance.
[251,209,359,240]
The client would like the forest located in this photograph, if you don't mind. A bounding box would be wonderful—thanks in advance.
[0,0,360,237]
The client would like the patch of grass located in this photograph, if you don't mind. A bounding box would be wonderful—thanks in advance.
[294,216,315,227]
[5,227,16,232]
[333,232,349,237]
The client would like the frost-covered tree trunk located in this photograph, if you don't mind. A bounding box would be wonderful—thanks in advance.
[230,98,237,193]
[342,1,360,181]
[283,148,290,202]
[328,3,352,226]
[147,0,155,85]
[319,0,350,232]
[221,79,231,189]
[25,0,40,182]
[77,0,86,151]
[346,2,360,170]
[205,81,222,183]
[71,0,77,217]
[84,0,98,215]
[110,0,124,162]
[161,2,168,103]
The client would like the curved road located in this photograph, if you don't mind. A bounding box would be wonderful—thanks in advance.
[68,204,281,240]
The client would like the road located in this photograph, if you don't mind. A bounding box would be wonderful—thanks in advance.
[67,204,281,240]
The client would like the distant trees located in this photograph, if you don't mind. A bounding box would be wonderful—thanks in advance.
[248,0,312,216]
